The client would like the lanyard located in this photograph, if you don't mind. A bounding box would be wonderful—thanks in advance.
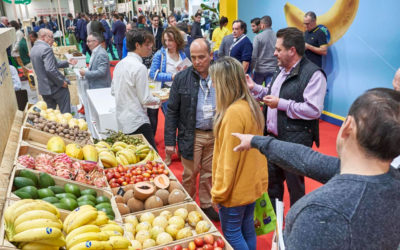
[199,78,211,101]
[152,27,158,37]
[229,35,246,55]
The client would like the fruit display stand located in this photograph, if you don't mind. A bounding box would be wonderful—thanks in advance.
[15,143,110,190]
[6,167,122,222]
[122,201,219,249]
[19,127,78,150]
[52,45,78,58]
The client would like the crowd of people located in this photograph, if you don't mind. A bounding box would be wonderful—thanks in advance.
[1,7,400,250]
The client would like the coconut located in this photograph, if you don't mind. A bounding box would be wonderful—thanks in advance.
[117,203,130,215]
[115,195,124,204]
[123,189,134,203]
[133,182,156,201]
[155,189,170,205]
[127,197,144,213]
[168,180,183,193]
[168,189,186,204]
[144,195,164,210]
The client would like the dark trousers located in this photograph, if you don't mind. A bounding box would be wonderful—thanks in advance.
[253,71,273,85]
[268,160,305,211]
[42,87,71,113]
[106,39,117,59]
[81,39,91,56]
[115,43,123,60]
[128,123,157,152]
[147,108,159,137]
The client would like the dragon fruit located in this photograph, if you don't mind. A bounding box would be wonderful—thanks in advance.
[52,153,73,179]
[17,155,35,169]
[35,153,56,175]
[75,169,92,185]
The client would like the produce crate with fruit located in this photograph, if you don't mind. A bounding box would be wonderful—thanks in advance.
[7,167,121,222]
[160,232,233,250]
[96,140,161,168]
[0,199,134,249]
[24,102,93,145]
[111,172,192,216]
[122,202,218,249]
[16,144,109,189]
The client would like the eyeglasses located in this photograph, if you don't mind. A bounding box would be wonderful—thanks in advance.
[87,40,96,43]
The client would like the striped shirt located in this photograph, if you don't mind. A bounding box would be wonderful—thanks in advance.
[195,75,216,130]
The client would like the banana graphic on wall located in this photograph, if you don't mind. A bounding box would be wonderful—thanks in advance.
[284,0,359,45]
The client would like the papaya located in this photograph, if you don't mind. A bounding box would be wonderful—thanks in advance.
[47,136,65,153]
[82,145,98,162]
[65,143,84,160]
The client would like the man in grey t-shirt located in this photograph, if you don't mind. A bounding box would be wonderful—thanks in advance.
[233,88,400,249]
[251,15,277,85]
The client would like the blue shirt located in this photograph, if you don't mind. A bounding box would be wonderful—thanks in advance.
[195,75,216,130]
[229,35,253,73]
[122,37,127,59]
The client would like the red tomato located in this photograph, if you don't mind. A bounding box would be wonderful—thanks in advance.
[203,234,214,245]
[136,170,142,175]
[188,242,196,250]
[172,245,182,250]
[125,173,132,178]
[216,238,225,248]
[114,172,121,179]
[143,173,150,178]
[129,180,135,184]
[163,170,169,175]
[194,238,204,247]
[121,181,128,186]
[123,166,129,172]
[203,244,213,250]
[117,166,124,173]
[143,177,149,181]
[110,182,120,188]
[109,178,117,183]
[117,177,124,184]
[106,173,114,181]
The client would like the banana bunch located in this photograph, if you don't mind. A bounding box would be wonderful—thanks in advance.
[96,141,118,168]
[64,206,131,249]
[4,199,66,249]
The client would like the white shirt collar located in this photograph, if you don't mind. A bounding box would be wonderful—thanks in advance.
[127,52,143,63]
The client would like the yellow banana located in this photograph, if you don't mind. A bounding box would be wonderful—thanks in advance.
[66,209,98,234]
[21,242,59,250]
[117,149,134,163]
[15,218,62,234]
[64,205,96,232]
[102,230,122,237]
[99,151,118,168]
[12,227,62,242]
[13,201,60,223]
[36,235,66,247]
[66,225,101,244]
[102,241,113,250]
[14,210,59,229]
[126,145,136,151]
[107,220,118,225]
[69,240,106,250]
[94,211,109,226]
[135,144,149,151]
[96,141,111,149]
[116,155,129,166]
[4,199,34,227]
[96,147,112,154]
[143,150,154,161]
[100,224,124,235]
[67,232,109,249]
[284,0,359,45]
[109,236,131,248]
[112,141,128,148]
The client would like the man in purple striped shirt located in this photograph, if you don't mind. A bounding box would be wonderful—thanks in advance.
[247,27,327,210]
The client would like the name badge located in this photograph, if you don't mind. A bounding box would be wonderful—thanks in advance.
[203,104,214,119]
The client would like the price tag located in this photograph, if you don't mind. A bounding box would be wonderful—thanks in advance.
[117,187,125,196]
[33,106,41,113]
[27,119,34,125]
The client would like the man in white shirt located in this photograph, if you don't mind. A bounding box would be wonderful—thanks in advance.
[111,28,160,150]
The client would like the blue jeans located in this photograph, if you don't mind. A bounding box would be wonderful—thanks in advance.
[219,202,257,250]
[253,71,273,86]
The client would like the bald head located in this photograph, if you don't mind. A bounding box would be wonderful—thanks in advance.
[393,68,400,91]
[38,29,54,46]
[190,38,212,77]
[190,38,211,54]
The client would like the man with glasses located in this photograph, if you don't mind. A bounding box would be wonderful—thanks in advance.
[30,29,77,113]
[79,32,111,89]
[303,11,327,68]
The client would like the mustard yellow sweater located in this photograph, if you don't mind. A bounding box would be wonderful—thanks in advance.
[211,100,268,207]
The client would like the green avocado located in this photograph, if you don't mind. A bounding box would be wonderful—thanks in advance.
[14,177,36,189]
[42,196,60,204]
[78,200,96,207]
[55,193,77,200]
[15,186,38,199]
[38,188,55,199]
[77,194,97,204]
[14,190,32,199]
[96,196,110,204]
[81,189,97,197]
[95,202,112,210]
[53,202,70,210]
[64,183,81,197]
[60,198,78,211]
[18,170,38,186]
[39,173,55,188]
[48,186,65,194]
[98,207,114,218]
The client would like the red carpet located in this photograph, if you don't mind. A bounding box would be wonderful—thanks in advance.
[109,61,341,249]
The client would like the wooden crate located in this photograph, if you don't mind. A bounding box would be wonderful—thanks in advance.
[15,144,110,191]
[7,166,122,222]
[52,45,78,56]
[123,201,219,249]
[19,127,77,150]
[159,231,233,250]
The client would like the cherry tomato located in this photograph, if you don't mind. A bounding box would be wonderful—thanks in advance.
[110,182,120,188]
[125,173,132,178]
[122,181,128,186]
[143,177,149,181]
[143,173,150,178]
[163,170,169,175]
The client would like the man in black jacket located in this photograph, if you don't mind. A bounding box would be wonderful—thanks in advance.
[164,38,219,221]
[146,15,164,52]
[191,12,203,39]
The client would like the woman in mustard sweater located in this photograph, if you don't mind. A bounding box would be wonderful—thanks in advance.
[210,57,268,250]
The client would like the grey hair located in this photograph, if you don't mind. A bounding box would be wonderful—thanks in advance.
[38,28,52,39]
[0,16,7,22]
[260,15,272,27]
[89,32,104,43]
[304,11,317,21]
